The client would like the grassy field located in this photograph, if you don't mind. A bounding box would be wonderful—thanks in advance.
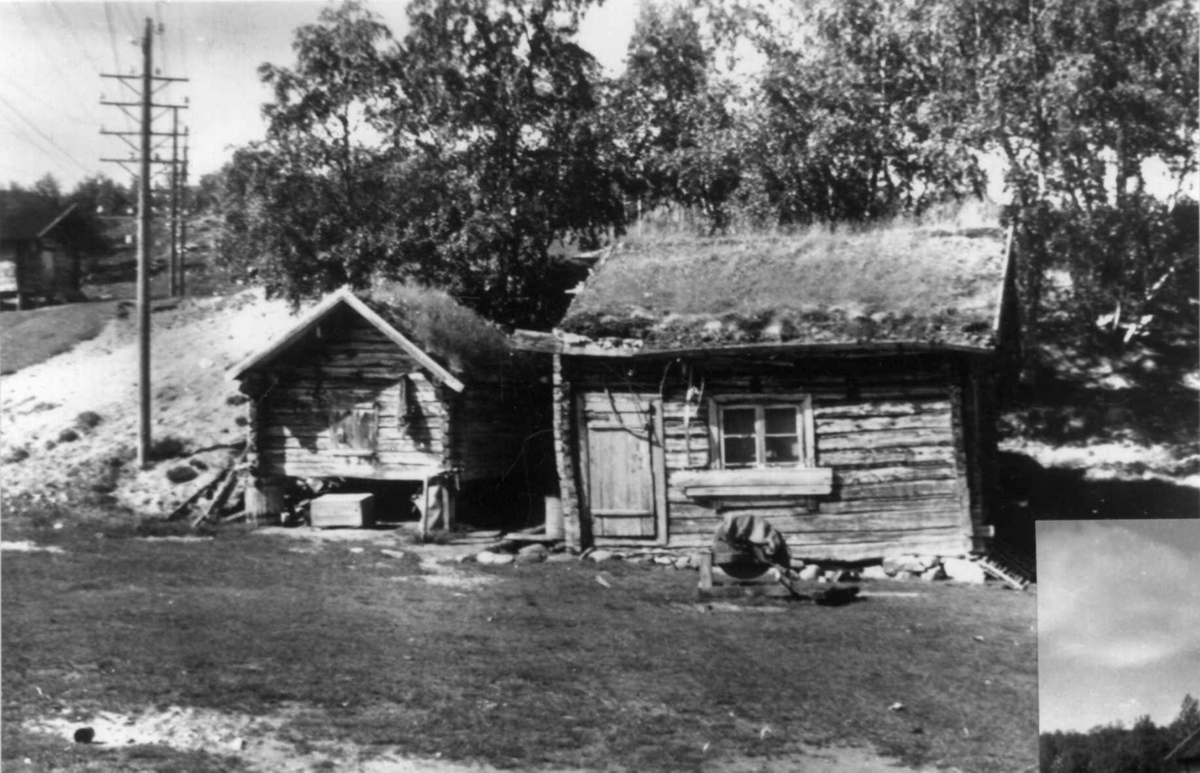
[2,519,1037,772]
[0,301,119,376]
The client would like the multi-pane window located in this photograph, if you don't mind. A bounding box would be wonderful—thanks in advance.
[717,399,813,469]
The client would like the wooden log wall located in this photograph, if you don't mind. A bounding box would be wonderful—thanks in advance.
[255,310,447,480]
[448,381,551,482]
[563,354,988,562]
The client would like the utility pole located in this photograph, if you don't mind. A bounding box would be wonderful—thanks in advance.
[169,106,180,296]
[136,17,152,467]
[179,132,189,297]
[100,19,189,469]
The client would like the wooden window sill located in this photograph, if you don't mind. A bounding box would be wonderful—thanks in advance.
[672,467,833,499]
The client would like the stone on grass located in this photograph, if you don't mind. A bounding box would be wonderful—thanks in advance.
[588,550,617,563]
[516,543,549,564]
[165,465,199,483]
[476,550,515,566]
[942,557,986,584]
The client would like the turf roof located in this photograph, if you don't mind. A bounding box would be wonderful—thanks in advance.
[558,227,1011,351]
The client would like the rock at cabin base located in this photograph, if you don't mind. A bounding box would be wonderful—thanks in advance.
[588,550,617,563]
[942,558,986,584]
[921,564,946,581]
[883,555,929,576]
[861,565,890,580]
[516,544,549,564]
[673,556,691,570]
[547,552,576,563]
[476,550,515,566]
[797,565,822,581]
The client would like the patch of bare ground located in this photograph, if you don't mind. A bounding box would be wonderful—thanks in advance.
[20,703,952,772]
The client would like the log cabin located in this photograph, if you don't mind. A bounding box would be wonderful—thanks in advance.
[1168,727,1200,773]
[228,283,550,526]
[0,192,87,310]
[539,227,1017,561]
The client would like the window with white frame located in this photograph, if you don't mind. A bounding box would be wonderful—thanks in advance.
[714,397,814,469]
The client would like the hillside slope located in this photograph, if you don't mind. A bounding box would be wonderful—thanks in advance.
[1,291,301,519]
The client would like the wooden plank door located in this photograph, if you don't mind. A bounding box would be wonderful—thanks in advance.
[586,422,657,539]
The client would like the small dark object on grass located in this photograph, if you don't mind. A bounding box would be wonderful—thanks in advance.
[74,727,95,744]
[75,411,103,431]
[57,428,80,443]
[226,393,249,406]
[165,465,199,484]
[149,436,187,460]
[3,446,30,464]
[190,459,209,471]
[813,586,861,606]
[235,416,249,427]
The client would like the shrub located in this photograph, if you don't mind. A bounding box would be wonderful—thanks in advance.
[149,436,188,460]
[75,411,103,431]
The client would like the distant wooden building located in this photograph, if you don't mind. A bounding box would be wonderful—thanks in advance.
[540,227,1017,561]
[1168,727,1200,773]
[0,192,87,309]
[228,284,550,525]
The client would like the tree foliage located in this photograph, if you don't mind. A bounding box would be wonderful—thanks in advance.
[1039,696,1200,772]
[218,0,625,329]
[217,0,1197,344]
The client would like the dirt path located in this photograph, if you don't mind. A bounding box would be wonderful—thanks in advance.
[25,704,956,772]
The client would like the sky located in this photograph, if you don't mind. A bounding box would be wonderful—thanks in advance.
[1038,519,1200,734]
[0,0,639,191]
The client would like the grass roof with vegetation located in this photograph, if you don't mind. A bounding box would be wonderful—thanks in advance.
[558,225,1010,351]
[358,281,522,376]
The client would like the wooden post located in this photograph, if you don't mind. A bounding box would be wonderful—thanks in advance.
[420,472,432,539]
[441,477,455,531]
[698,550,713,590]
[245,476,284,525]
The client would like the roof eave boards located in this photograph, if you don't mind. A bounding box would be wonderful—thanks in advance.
[226,288,465,392]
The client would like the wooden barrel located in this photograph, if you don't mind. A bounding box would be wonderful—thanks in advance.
[544,495,565,540]
[245,477,285,525]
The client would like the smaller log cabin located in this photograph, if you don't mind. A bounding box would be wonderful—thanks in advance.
[228,284,549,524]
[542,227,1017,561]
[0,193,87,310]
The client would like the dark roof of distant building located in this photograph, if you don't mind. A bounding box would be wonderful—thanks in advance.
[0,191,78,241]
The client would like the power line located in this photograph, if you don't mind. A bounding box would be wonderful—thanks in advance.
[0,94,94,175]
[0,80,93,125]
[0,127,79,179]
[50,2,105,75]
[12,3,97,116]
[103,2,122,71]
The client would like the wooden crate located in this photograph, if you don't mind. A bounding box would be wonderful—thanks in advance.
[311,493,375,528]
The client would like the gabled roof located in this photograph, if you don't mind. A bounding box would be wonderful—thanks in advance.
[1168,726,1200,763]
[0,191,79,242]
[227,287,466,392]
[557,226,1013,354]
